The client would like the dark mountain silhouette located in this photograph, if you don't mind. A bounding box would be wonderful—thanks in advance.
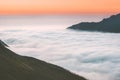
[68,13,120,33]
[0,40,86,80]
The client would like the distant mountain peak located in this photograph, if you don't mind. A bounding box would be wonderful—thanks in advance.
[68,13,120,33]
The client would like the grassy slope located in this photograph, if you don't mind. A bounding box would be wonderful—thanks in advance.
[0,40,87,80]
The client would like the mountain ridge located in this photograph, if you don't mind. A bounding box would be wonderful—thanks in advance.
[68,13,120,33]
[0,40,87,80]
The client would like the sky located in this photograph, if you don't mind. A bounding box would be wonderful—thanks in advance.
[0,0,120,15]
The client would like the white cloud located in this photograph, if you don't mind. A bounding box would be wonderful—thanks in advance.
[0,27,120,80]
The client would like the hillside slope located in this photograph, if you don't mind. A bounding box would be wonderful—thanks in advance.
[0,40,86,80]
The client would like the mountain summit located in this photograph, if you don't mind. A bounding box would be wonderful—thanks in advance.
[68,13,120,33]
[0,40,86,80]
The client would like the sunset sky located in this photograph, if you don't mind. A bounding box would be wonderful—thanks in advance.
[0,0,120,15]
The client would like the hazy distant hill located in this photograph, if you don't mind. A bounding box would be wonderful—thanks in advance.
[68,13,120,33]
[0,40,86,80]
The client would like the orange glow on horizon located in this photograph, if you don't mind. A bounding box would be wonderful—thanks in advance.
[0,0,120,15]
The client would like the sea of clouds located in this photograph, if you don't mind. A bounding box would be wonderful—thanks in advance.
[0,27,120,80]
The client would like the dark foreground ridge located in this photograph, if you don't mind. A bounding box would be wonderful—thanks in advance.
[68,13,120,33]
[0,40,87,80]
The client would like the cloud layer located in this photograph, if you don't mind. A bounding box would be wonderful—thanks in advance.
[0,27,120,80]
